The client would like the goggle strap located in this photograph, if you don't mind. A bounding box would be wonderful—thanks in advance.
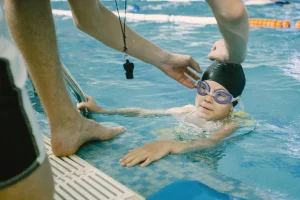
[238,98,245,112]
[231,96,241,102]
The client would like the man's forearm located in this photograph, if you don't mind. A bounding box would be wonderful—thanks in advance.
[67,0,170,67]
[206,0,249,63]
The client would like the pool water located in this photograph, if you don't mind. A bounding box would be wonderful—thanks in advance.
[30,0,300,199]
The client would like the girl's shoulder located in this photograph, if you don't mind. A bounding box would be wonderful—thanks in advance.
[230,111,255,127]
[183,104,195,108]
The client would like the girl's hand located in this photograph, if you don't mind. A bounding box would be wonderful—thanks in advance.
[120,140,189,167]
[77,95,107,113]
[120,141,173,167]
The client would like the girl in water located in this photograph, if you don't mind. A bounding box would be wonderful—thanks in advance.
[78,61,247,167]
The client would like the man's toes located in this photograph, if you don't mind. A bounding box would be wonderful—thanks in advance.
[114,126,125,134]
[100,126,125,141]
[109,126,125,138]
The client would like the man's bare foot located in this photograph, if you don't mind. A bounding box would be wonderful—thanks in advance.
[50,115,125,156]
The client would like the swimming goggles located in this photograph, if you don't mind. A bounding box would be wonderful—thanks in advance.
[195,80,240,104]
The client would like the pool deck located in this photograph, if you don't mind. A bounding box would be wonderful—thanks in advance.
[44,136,144,200]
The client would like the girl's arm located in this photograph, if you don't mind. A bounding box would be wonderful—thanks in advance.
[77,95,194,117]
[171,121,238,153]
[119,121,238,167]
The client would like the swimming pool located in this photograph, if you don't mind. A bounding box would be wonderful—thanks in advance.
[31,0,300,199]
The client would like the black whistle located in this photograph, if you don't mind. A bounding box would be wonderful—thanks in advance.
[123,59,134,79]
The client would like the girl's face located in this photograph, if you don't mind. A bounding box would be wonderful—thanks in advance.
[195,80,233,120]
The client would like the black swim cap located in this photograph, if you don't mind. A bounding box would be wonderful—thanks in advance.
[201,61,246,107]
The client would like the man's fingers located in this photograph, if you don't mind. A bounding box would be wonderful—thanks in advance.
[211,46,216,51]
[185,69,200,81]
[177,74,196,89]
[208,51,217,61]
[188,56,202,73]
[208,51,227,62]
[211,43,217,51]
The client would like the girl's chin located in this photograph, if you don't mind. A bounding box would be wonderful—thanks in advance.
[195,108,210,119]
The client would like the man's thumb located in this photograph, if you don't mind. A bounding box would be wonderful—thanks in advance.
[208,51,217,61]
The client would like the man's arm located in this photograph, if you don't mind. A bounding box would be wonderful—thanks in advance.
[67,0,201,89]
[206,0,249,63]
[67,0,169,68]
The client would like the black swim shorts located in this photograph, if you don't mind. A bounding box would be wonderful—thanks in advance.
[0,58,46,189]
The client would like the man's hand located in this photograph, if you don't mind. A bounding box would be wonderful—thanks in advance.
[208,39,230,62]
[157,53,202,89]
[206,0,249,64]
[208,39,247,63]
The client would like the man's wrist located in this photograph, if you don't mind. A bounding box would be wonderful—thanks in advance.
[152,50,171,68]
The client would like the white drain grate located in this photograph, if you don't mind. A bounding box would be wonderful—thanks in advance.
[43,136,144,200]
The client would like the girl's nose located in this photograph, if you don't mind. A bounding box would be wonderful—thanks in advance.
[204,93,213,103]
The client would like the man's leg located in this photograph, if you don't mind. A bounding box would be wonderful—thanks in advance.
[4,0,124,156]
